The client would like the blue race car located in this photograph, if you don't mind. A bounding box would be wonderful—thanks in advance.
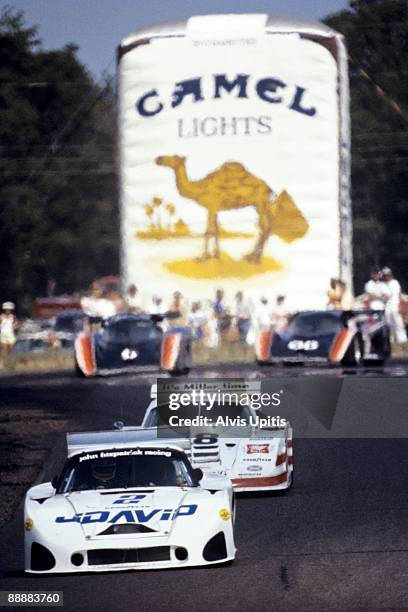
[74,313,191,377]
[255,310,391,367]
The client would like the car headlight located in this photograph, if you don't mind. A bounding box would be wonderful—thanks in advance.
[25,518,34,531]
[219,508,231,521]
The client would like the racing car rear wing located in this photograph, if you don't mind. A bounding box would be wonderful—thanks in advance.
[86,311,182,326]
[341,309,386,325]
[150,380,262,402]
[150,310,181,323]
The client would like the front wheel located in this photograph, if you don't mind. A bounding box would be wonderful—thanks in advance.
[365,328,391,365]
[287,467,294,489]
[169,366,190,377]
[74,359,86,377]
[341,335,363,366]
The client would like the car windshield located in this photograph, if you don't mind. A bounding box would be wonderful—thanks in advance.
[288,313,341,336]
[56,448,196,493]
[105,319,158,344]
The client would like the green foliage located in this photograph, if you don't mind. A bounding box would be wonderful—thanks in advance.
[0,7,118,313]
[325,0,408,292]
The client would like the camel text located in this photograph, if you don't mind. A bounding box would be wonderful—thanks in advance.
[136,74,317,118]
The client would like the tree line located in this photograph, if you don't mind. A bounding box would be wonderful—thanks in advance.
[325,0,408,292]
[0,6,119,313]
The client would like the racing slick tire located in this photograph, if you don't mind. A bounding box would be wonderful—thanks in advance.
[341,334,363,367]
[363,327,391,366]
[169,366,190,376]
[287,467,294,489]
[162,329,192,376]
[74,358,86,378]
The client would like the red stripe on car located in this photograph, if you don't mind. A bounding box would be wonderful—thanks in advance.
[232,473,288,488]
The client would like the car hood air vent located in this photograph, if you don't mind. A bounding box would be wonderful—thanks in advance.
[98,524,157,535]
[34,497,51,504]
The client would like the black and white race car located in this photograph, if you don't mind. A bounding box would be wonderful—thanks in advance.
[255,310,391,366]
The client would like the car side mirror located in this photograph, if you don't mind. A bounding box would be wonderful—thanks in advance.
[51,476,59,489]
[193,468,203,482]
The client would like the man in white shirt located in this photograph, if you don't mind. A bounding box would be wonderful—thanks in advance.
[364,270,389,310]
[81,284,116,321]
[189,301,207,341]
[382,267,407,344]
[148,295,163,315]
[255,297,273,330]
[97,295,117,320]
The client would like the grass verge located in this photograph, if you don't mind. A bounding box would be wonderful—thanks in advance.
[0,343,255,375]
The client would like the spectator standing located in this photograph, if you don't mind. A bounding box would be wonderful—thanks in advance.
[126,284,143,314]
[148,295,163,315]
[255,297,273,330]
[107,288,126,314]
[96,290,117,319]
[167,291,189,327]
[189,301,207,341]
[338,280,354,310]
[213,289,230,336]
[364,270,390,310]
[203,300,219,348]
[327,278,342,309]
[271,295,288,330]
[80,282,103,318]
[0,302,18,354]
[246,296,271,346]
[81,283,116,322]
[234,291,252,342]
[382,268,407,344]
[213,289,225,318]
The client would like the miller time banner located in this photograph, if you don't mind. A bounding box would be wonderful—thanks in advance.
[118,14,351,309]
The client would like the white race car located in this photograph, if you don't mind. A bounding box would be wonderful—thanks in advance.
[126,385,293,493]
[24,433,235,573]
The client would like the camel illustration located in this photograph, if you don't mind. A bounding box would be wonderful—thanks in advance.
[156,155,308,262]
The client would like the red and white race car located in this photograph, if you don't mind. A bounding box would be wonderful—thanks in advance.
[119,384,293,493]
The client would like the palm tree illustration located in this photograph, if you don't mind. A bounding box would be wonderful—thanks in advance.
[144,204,154,229]
[166,203,176,231]
[153,197,162,230]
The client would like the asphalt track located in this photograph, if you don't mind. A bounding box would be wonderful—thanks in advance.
[0,363,407,611]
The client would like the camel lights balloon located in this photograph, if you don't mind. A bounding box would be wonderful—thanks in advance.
[117,14,351,309]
